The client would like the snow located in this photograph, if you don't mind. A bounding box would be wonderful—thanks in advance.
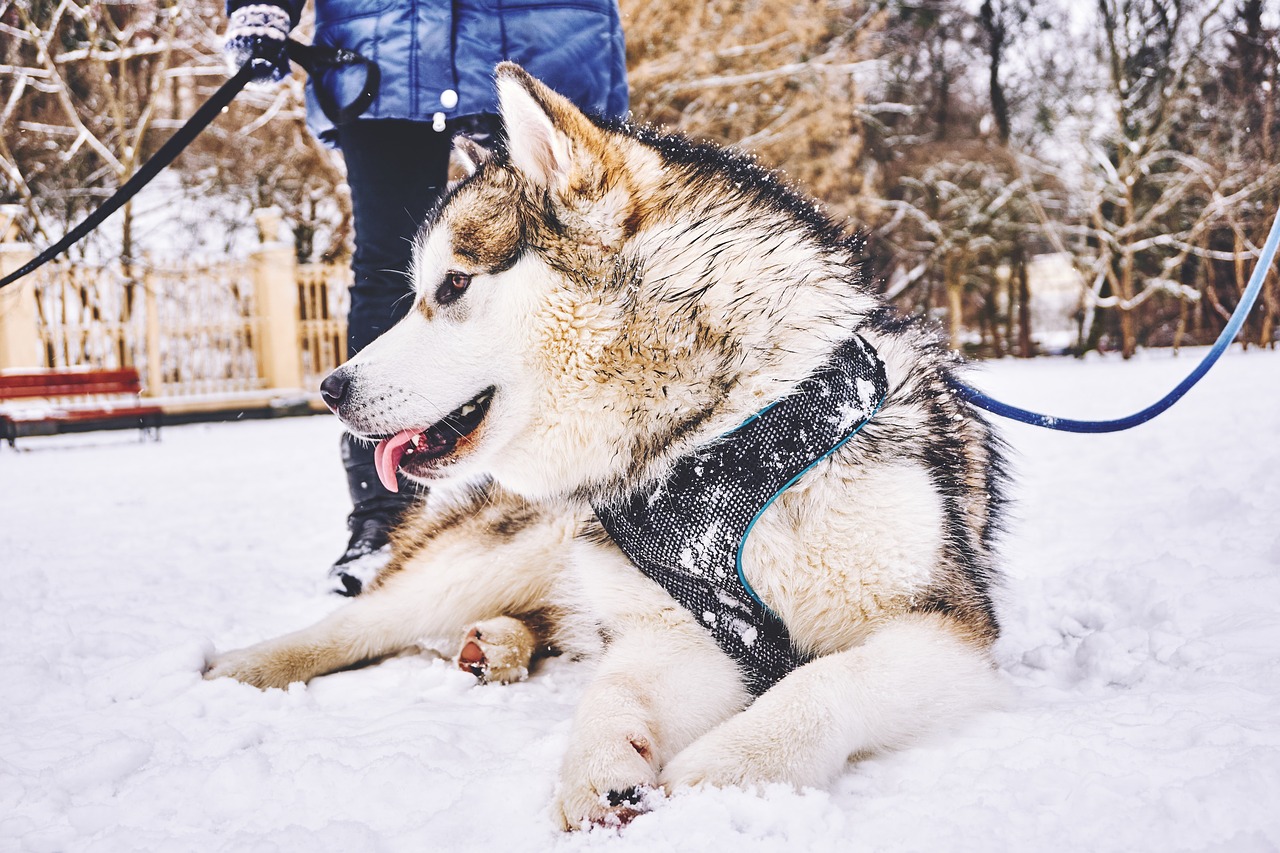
[3,346,1279,852]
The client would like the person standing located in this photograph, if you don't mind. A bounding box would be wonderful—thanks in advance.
[223,0,629,594]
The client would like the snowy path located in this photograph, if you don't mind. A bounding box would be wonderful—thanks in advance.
[2,347,1278,852]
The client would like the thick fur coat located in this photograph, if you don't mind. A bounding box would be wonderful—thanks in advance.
[207,64,1009,830]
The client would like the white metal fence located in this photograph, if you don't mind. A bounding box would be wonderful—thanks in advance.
[0,213,351,403]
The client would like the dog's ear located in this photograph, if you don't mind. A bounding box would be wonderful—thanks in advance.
[495,62,600,191]
[452,135,492,177]
[495,63,634,250]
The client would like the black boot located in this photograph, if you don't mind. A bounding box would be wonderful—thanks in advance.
[329,432,420,596]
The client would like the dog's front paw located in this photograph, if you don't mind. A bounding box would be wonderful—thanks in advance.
[203,644,306,690]
[553,730,661,830]
[660,684,844,792]
[659,705,809,792]
[456,616,536,684]
[658,725,759,791]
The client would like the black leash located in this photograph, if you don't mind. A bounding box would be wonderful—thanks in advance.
[0,41,378,291]
[290,40,381,127]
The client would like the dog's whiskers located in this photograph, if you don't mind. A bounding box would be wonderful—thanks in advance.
[403,388,482,441]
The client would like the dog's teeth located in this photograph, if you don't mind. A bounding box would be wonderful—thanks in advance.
[410,434,421,447]
[460,404,476,416]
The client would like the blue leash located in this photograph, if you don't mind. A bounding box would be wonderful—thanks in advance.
[949,207,1280,433]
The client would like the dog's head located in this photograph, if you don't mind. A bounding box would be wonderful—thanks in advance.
[323,64,876,500]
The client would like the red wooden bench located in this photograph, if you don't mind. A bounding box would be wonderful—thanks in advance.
[0,368,162,448]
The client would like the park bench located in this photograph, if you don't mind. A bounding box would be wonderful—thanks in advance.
[0,367,162,448]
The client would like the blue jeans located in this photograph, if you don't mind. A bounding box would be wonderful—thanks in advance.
[336,119,452,509]
[339,119,453,359]
[333,117,501,512]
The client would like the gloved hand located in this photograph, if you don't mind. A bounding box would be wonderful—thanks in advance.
[223,2,294,86]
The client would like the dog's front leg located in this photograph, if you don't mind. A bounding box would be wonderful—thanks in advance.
[206,500,576,689]
[554,540,748,830]
[659,612,1005,791]
[204,589,416,689]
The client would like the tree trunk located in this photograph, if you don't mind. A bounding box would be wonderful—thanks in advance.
[985,294,1003,357]
[1173,298,1188,355]
[946,254,964,350]
[1262,264,1277,349]
[1234,231,1250,351]
[1263,198,1279,349]
[1003,263,1016,356]
[1083,271,1110,356]
[1016,247,1032,357]
[1118,179,1137,359]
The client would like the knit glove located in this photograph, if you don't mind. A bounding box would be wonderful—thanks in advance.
[223,3,294,86]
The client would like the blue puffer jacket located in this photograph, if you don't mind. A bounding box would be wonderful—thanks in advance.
[233,0,629,144]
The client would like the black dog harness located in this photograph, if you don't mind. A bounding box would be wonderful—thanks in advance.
[593,336,889,695]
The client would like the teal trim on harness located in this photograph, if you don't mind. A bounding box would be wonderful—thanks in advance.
[734,396,887,614]
[592,334,889,695]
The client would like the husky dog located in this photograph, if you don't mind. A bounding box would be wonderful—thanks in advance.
[208,63,1009,829]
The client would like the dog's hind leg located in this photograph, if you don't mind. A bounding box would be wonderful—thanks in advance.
[658,612,1004,791]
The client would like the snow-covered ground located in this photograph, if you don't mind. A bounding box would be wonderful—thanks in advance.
[2,347,1278,852]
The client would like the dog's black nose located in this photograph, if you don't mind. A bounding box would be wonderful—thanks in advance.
[320,369,350,411]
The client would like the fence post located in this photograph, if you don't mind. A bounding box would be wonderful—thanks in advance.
[251,208,303,392]
[0,205,43,371]
[142,261,164,396]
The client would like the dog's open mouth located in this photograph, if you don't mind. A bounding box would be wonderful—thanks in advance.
[373,387,495,491]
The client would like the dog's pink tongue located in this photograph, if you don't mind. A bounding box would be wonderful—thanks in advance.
[374,429,419,493]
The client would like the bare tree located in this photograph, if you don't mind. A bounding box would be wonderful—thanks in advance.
[1068,0,1280,357]
[0,0,349,264]
[4,0,1275,358]
[858,0,1038,353]
[0,0,194,257]
[1187,0,1280,349]
[620,0,887,224]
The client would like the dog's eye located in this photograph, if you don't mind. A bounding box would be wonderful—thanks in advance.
[436,272,472,306]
